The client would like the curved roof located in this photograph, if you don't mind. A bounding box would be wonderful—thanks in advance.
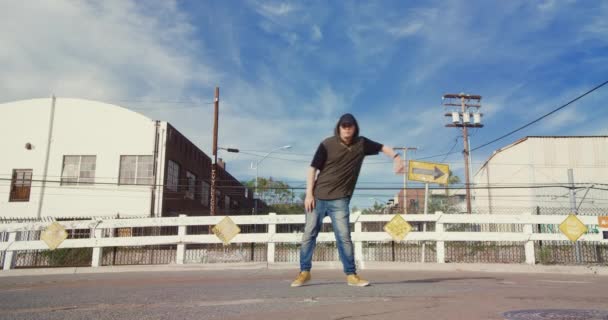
[0,97,154,123]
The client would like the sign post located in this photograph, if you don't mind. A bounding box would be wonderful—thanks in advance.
[405,160,450,263]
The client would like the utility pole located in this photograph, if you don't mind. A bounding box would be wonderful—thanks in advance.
[568,169,583,264]
[210,87,219,216]
[393,147,417,214]
[443,93,483,214]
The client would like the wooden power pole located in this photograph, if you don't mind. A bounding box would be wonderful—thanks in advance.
[210,87,219,216]
[443,93,483,214]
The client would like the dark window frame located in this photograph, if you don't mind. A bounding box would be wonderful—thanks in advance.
[9,169,33,202]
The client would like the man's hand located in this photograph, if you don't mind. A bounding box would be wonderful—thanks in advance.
[393,155,405,174]
[305,194,315,213]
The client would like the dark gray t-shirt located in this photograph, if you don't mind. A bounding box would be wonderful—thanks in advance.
[311,136,383,200]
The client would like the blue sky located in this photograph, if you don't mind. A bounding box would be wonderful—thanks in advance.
[2,0,607,209]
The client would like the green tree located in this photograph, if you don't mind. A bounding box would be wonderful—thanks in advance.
[361,202,386,215]
[269,203,305,214]
[435,170,461,214]
[447,170,461,185]
[241,177,297,205]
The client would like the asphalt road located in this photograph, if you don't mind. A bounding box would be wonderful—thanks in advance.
[1,267,607,320]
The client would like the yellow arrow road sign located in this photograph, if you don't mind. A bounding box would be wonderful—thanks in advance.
[408,160,449,185]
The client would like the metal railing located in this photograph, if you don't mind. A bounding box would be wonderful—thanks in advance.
[1,211,606,270]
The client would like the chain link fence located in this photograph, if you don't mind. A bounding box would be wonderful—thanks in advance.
[0,230,7,269]
[531,207,607,265]
[2,217,93,269]
[443,206,607,264]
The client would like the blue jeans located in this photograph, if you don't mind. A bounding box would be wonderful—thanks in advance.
[300,197,356,275]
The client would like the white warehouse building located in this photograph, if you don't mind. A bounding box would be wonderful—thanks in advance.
[473,136,608,214]
[0,98,251,219]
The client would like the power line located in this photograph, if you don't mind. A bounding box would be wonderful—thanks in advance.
[471,79,608,152]
[411,80,608,161]
[4,178,608,190]
[236,151,310,163]
[128,105,210,111]
[85,97,215,105]
[441,136,460,163]
[236,149,313,157]
[4,180,603,191]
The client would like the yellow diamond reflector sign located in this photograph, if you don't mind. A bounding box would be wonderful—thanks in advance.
[40,222,68,250]
[383,215,412,241]
[559,214,588,242]
[212,216,241,245]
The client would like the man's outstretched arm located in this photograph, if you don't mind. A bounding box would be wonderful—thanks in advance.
[381,145,405,173]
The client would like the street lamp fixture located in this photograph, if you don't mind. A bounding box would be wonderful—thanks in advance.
[219,147,239,153]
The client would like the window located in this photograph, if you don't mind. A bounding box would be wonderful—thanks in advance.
[119,156,154,185]
[61,156,96,185]
[224,195,231,210]
[167,160,180,191]
[10,169,32,202]
[185,171,196,199]
[200,181,210,207]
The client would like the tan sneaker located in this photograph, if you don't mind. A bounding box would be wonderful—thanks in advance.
[347,274,370,287]
[290,271,311,287]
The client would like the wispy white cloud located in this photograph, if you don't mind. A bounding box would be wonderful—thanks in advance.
[0,1,216,102]
[311,25,323,41]
[388,22,424,38]
[387,8,437,39]
[253,1,296,17]
[581,3,608,42]
[539,107,586,131]
[537,0,557,12]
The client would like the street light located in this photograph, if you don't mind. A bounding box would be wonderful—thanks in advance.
[219,147,239,153]
[251,145,291,214]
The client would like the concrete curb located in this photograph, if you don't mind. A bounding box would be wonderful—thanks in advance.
[2,261,607,278]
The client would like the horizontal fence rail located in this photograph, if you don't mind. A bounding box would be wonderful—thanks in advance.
[1,212,606,270]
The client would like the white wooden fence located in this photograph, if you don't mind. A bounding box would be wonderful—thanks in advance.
[1,212,606,270]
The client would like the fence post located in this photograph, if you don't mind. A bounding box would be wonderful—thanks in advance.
[3,232,17,270]
[91,226,103,267]
[435,212,445,263]
[176,214,186,265]
[354,220,363,267]
[524,211,536,265]
[267,213,276,263]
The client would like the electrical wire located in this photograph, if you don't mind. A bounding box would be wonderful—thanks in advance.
[441,136,461,163]
[410,80,608,160]
[471,79,608,152]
